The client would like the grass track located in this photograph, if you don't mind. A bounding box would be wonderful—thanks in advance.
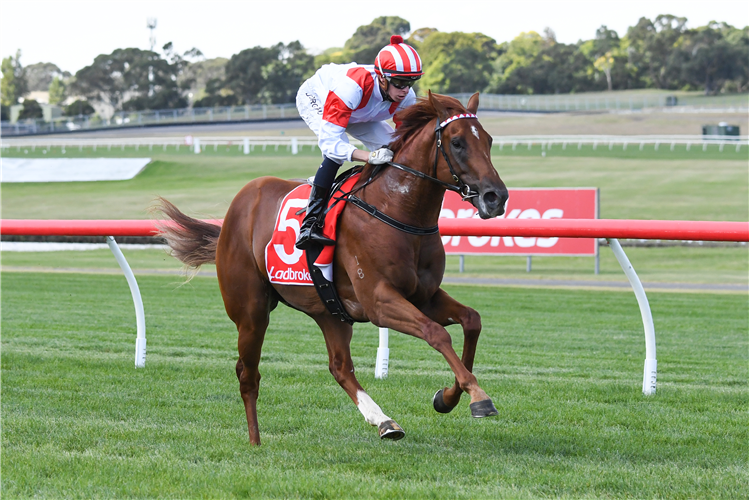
[2,142,747,497]
[2,153,747,221]
[2,244,747,287]
[2,272,747,498]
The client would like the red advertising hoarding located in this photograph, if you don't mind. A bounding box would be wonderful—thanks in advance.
[440,188,599,256]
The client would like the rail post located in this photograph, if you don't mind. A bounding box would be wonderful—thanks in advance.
[106,236,147,368]
[375,327,389,379]
[608,238,657,395]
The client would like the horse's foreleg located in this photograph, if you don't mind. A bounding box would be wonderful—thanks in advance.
[315,315,405,440]
[421,288,483,413]
[371,283,497,418]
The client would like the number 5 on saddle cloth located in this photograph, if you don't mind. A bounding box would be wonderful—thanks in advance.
[265,168,363,324]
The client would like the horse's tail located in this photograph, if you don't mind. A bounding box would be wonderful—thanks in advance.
[153,197,221,274]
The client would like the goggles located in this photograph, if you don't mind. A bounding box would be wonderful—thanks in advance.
[386,76,417,89]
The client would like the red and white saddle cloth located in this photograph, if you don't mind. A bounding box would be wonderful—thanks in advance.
[265,173,361,286]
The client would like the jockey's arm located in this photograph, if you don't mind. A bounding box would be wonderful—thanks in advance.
[351,150,370,162]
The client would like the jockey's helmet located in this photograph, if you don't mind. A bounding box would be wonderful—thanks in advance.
[374,35,424,81]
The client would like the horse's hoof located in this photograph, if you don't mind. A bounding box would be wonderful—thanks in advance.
[470,398,499,418]
[378,420,405,440]
[432,388,456,414]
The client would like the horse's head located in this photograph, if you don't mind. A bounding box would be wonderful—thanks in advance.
[427,91,508,219]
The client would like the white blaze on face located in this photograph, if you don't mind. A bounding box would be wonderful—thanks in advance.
[471,125,480,140]
[356,390,390,426]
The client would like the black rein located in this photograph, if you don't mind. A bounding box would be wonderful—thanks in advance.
[341,113,481,236]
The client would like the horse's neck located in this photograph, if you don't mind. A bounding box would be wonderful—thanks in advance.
[365,146,445,228]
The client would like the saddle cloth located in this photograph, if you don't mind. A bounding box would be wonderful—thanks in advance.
[265,173,361,286]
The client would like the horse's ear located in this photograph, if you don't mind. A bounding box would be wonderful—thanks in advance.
[467,92,480,114]
[428,90,449,120]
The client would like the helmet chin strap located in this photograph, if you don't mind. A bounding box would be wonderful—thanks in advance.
[379,78,395,102]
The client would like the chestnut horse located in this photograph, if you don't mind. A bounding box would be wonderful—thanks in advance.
[158,92,509,445]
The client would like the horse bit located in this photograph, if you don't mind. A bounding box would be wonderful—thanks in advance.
[345,112,481,236]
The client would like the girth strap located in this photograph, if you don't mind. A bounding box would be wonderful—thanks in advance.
[305,244,355,324]
[348,195,440,236]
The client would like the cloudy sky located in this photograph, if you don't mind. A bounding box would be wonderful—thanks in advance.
[2,0,747,73]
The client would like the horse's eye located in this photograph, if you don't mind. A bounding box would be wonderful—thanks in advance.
[451,139,462,149]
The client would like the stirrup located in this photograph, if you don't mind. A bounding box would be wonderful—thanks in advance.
[296,223,334,250]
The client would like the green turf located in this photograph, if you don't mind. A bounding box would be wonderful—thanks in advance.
[2,244,747,287]
[494,140,748,161]
[2,272,746,498]
[1,153,747,221]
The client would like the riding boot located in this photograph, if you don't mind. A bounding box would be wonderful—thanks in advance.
[296,185,335,250]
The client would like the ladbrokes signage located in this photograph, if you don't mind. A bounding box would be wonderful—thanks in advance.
[440,188,599,256]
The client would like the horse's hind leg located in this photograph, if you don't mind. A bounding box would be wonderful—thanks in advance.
[235,313,271,445]
[219,258,276,445]
[421,288,486,414]
[314,315,405,440]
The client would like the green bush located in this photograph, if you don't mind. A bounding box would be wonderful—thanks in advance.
[18,99,42,120]
[64,99,95,116]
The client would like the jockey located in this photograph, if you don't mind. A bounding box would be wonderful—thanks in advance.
[295,34,423,250]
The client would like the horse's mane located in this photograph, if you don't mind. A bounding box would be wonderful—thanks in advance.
[389,94,468,153]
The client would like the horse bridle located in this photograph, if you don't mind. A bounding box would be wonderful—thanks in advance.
[387,112,480,201]
[342,112,482,236]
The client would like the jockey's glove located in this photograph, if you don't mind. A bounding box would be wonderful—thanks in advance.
[368,148,394,165]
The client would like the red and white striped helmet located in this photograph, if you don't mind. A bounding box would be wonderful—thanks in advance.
[374,35,424,80]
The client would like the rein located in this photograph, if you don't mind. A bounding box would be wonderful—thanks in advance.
[344,112,480,236]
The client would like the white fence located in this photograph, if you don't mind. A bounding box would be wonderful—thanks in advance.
[0,103,300,137]
[2,135,747,155]
[0,136,327,154]
[451,93,749,113]
[493,135,748,153]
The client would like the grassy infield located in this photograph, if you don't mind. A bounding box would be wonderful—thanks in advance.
[2,146,748,498]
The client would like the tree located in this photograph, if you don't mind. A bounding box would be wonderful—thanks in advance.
[224,46,278,104]
[24,62,70,91]
[313,17,412,68]
[579,26,630,91]
[593,52,615,91]
[419,31,499,94]
[192,77,237,107]
[485,31,545,93]
[492,41,592,94]
[624,15,688,89]
[592,26,620,55]
[224,41,314,105]
[313,47,349,68]
[259,41,315,104]
[48,76,66,104]
[407,27,438,47]
[680,22,747,94]
[1,50,28,106]
[18,99,42,120]
[723,25,749,92]
[344,16,410,64]
[72,47,187,111]
[64,99,95,116]
[178,57,228,104]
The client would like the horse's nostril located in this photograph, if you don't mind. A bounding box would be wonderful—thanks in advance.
[483,191,499,207]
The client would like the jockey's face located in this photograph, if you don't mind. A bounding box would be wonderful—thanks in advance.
[378,74,410,103]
